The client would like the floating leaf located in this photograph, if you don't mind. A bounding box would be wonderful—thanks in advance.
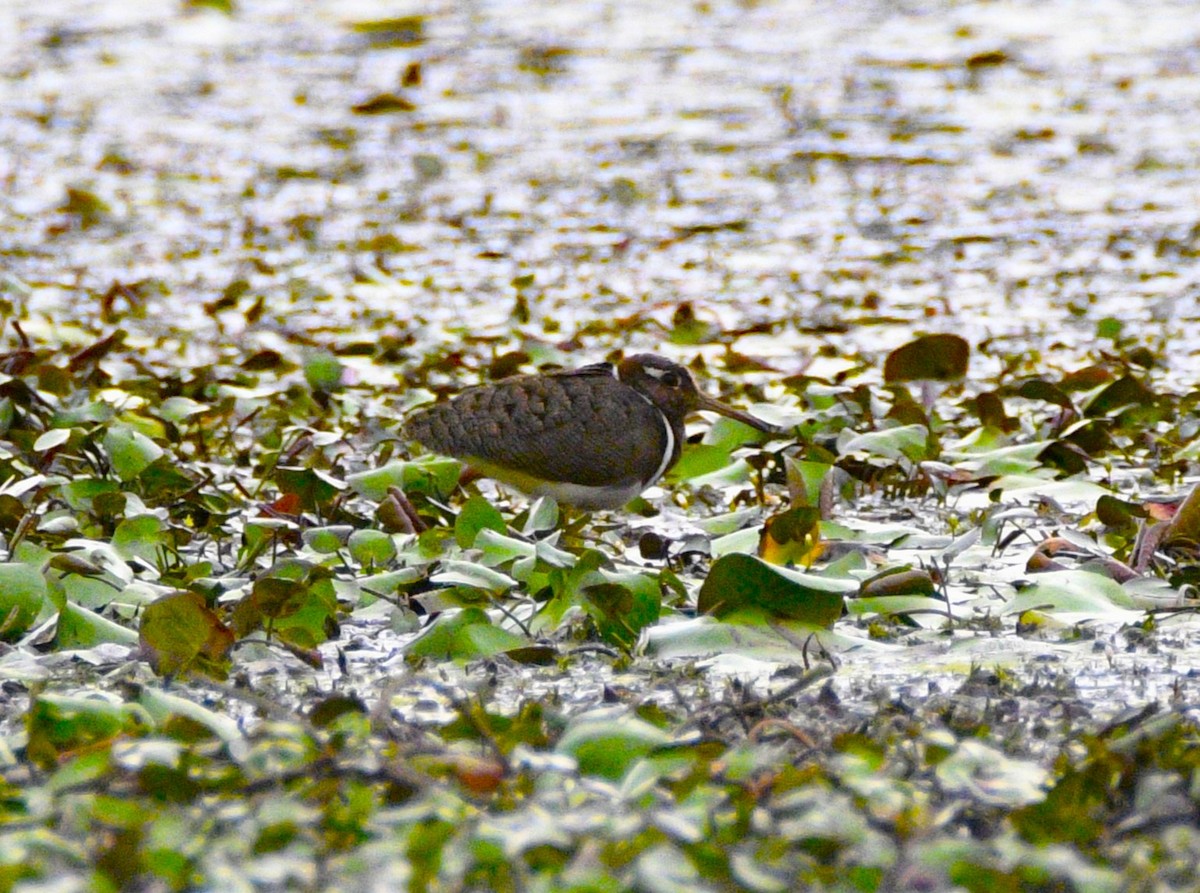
[1006,570,1138,617]
[59,478,123,513]
[697,553,848,624]
[25,693,151,770]
[55,602,140,648]
[581,570,662,649]
[643,612,856,662]
[60,186,112,228]
[883,334,969,383]
[406,607,525,661]
[34,428,71,451]
[475,528,538,566]
[111,515,170,565]
[521,496,559,535]
[554,711,670,781]
[351,93,417,114]
[136,687,243,744]
[346,458,461,501]
[1082,375,1156,418]
[840,424,930,464]
[303,350,344,391]
[1015,378,1074,409]
[139,592,234,679]
[758,505,822,567]
[350,16,426,47]
[454,495,507,548]
[347,529,397,566]
[784,457,832,507]
[308,694,369,729]
[431,560,516,595]
[103,424,165,481]
[941,441,1047,477]
[303,525,353,554]
[667,444,739,482]
[156,397,208,424]
[274,466,346,511]
[936,740,1048,807]
[231,562,339,648]
[857,567,937,600]
[0,562,49,639]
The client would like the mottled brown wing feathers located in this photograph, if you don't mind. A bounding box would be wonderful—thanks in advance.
[405,371,669,488]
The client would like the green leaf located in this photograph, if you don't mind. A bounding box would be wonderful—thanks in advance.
[303,525,353,554]
[346,458,462,500]
[232,562,340,648]
[643,612,855,663]
[521,496,559,534]
[1006,570,1138,617]
[784,457,832,507]
[25,693,151,770]
[697,553,849,624]
[848,595,951,620]
[554,711,671,780]
[0,562,49,639]
[430,560,516,595]
[666,443,738,482]
[840,424,930,464]
[454,495,507,548]
[405,607,525,660]
[303,349,344,391]
[137,686,244,744]
[581,570,662,649]
[1017,376,1077,409]
[475,528,537,566]
[274,465,346,510]
[104,424,165,481]
[139,592,234,678]
[59,477,123,512]
[347,529,398,566]
[55,602,140,648]
[1096,316,1123,341]
[112,515,170,565]
[941,441,1047,476]
[156,396,208,423]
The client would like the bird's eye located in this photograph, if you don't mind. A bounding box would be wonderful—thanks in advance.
[660,370,682,388]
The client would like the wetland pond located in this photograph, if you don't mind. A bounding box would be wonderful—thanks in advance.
[3,1,1200,890]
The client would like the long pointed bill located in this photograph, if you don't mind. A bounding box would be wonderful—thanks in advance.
[693,392,785,435]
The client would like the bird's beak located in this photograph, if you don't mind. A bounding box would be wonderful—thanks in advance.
[693,392,784,435]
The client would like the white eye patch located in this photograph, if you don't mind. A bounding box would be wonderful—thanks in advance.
[642,365,686,384]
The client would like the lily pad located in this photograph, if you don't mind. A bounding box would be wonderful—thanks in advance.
[839,424,931,464]
[139,591,235,678]
[454,495,507,548]
[697,554,849,625]
[103,424,165,481]
[884,334,970,383]
[0,562,49,639]
[1005,570,1138,617]
[888,331,969,379]
[346,458,462,501]
[405,607,526,661]
[554,710,671,781]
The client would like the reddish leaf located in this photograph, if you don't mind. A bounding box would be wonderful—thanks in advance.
[139,592,234,679]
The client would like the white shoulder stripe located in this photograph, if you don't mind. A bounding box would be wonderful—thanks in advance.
[632,390,675,486]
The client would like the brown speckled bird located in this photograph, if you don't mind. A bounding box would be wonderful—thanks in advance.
[404,354,778,509]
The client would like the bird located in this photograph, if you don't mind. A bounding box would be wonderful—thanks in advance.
[403,354,780,510]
